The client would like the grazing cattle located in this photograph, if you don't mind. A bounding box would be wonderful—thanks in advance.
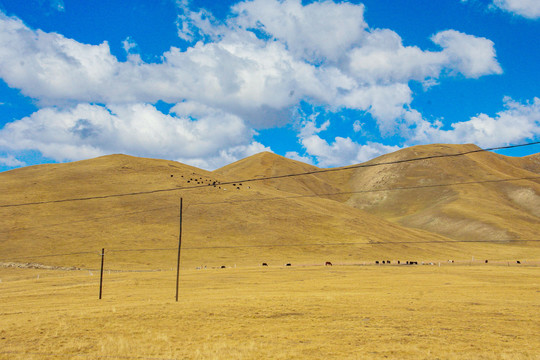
[387,260,391,264]
[517,260,521,264]
[262,263,268,266]
[325,261,332,266]
[171,175,174,177]
[285,263,291,266]
[397,260,400,264]
[220,265,226,269]
[485,260,488,263]
[375,261,379,264]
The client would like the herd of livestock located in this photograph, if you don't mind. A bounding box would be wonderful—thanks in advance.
[195,259,525,269]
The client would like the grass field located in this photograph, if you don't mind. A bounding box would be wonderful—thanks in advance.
[1,263,539,359]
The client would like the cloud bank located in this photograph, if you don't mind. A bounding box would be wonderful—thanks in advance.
[0,0,519,169]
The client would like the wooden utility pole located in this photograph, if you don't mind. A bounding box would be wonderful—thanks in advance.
[176,198,183,302]
[99,248,105,300]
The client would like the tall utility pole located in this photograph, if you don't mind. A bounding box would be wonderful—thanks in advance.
[99,248,105,299]
[176,197,183,302]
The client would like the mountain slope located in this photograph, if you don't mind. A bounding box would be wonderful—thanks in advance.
[214,152,350,201]
[1,153,494,270]
[217,144,540,242]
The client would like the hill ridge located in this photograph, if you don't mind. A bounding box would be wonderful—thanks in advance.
[1,143,538,269]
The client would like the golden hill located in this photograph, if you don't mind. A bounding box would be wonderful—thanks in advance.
[221,144,540,242]
[1,145,539,271]
[340,144,540,241]
[214,151,349,201]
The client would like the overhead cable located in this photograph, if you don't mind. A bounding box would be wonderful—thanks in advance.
[1,141,539,208]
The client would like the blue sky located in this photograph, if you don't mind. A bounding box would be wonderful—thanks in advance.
[0,0,538,171]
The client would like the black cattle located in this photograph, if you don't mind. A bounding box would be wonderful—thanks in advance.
[325,261,332,266]
[485,260,488,263]
[375,261,379,264]
[517,260,521,264]
[262,263,268,266]
[397,260,400,264]
[387,260,391,264]
[220,265,226,269]
[285,263,291,266]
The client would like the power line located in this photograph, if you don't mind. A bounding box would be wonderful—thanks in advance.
[2,175,537,235]
[3,239,540,263]
[181,239,540,249]
[1,141,539,208]
[189,175,540,207]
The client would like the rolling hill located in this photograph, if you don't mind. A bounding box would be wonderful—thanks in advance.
[1,144,539,270]
[218,144,540,242]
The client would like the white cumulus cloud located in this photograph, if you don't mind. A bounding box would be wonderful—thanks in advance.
[492,0,540,19]
[411,97,540,147]
[293,115,400,167]
[0,155,26,167]
[0,1,507,168]
[232,0,368,63]
[0,5,503,125]
[0,103,270,169]
[431,30,502,78]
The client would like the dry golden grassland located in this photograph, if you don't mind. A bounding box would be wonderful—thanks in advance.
[1,263,539,359]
